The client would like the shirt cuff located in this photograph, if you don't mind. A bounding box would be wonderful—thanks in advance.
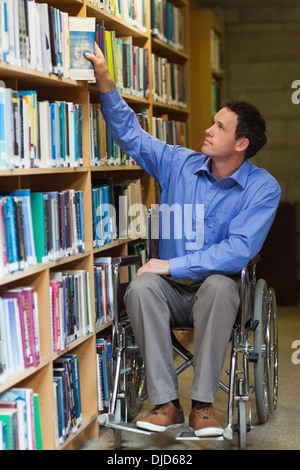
[169,256,187,279]
[98,87,121,108]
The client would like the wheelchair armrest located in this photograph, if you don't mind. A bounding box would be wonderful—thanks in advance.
[111,255,142,268]
[246,254,261,266]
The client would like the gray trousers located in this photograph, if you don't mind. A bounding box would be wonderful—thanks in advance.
[124,273,240,405]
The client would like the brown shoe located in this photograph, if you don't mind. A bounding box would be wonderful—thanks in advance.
[189,402,223,437]
[136,402,184,432]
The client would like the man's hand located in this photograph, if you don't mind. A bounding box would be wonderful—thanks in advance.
[85,43,116,94]
[136,259,170,277]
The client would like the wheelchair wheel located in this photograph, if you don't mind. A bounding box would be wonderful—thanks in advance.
[253,279,270,424]
[237,401,247,450]
[126,328,146,421]
[267,287,278,413]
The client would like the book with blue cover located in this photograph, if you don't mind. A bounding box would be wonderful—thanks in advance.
[69,16,95,81]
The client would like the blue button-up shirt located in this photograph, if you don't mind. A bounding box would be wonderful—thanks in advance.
[99,88,281,280]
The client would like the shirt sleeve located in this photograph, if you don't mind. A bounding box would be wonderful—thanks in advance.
[99,88,175,190]
[168,180,281,280]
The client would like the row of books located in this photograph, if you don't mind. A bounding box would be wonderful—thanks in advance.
[0,188,85,279]
[0,1,94,79]
[210,27,224,74]
[96,336,112,410]
[97,23,149,99]
[0,190,36,276]
[94,257,115,328]
[31,189,85,264]
[0,287,40,385]
[151,114,188,147]
[151,54,187,108]
[0,387,42,450]
[89,0,147,32]
[0,87,83,170]
[89,103,136,166]
[90,104,187,168]
[53,354,82,446]
[92,178,146,247]
[150,0,184,51]
[50,270,93,354]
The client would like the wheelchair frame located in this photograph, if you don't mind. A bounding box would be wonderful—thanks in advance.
[98,215,278,450]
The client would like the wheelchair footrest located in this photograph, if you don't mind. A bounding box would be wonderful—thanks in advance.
[98,413,156,435]
[175,431,224,441]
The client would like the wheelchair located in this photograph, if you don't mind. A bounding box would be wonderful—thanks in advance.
[98,209,279,450]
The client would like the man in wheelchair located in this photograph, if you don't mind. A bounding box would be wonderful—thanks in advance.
[86,45,281,438]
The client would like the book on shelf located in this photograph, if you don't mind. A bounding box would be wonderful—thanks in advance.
[0,86,83,170]
[94,257,116,322]
[151,53,187,108]
[150,114,188,147]
[90,0,147,32]
[96,336,112,410]
[30,189,85,264]
[92,181,117,248]
[95,23,149,99]
[150,0,184,51]
[50,269,93,353]
[0,1,67,76]
[0,286,40,384]
[69,16,96,81]
[53,354,82,445]
[0,387,42,450]
[0,190,37,276]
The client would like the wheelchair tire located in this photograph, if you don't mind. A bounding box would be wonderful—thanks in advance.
[237,401,247,450]
[267,287,279,413]
[125,331,146,421]
[253,279,270,424]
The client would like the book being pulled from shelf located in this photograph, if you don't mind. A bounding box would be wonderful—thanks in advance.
[69,16,96,81]
[96,336,112,411]
[0,287,40,385]
[50,269,93,353]
[0,388,42,450]
[53,354,82,446]
[0,86,83,169]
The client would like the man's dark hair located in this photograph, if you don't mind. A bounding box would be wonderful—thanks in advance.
[222,99,267,159]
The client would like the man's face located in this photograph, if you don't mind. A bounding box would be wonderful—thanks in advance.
[201,107,240,161]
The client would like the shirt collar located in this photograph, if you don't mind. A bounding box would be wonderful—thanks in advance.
[194,155,250,189]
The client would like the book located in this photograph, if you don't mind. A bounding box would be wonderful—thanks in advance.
[53,355,82,439]
[69,16,96,81]
[94,257,115,320]
[0,387,36,450]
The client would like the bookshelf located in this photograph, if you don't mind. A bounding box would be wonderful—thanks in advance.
[189,9,225,152]
[0,0,190,450]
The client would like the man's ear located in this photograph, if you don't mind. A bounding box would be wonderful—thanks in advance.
[236,137,249,153]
